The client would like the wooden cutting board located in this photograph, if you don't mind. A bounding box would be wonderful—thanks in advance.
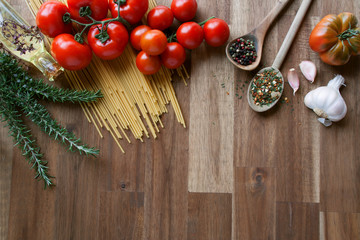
[1,0,360,239]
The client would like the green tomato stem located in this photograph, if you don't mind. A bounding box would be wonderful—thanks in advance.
[167,16,215,43]
[67,0,131,44]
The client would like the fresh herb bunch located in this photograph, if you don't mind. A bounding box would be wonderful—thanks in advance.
[0,51,102,188]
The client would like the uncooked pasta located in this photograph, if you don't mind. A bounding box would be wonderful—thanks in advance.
[27,0,187,152]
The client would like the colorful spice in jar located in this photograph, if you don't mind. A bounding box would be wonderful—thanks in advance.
[228,38,257,66]
[250,69,283,106]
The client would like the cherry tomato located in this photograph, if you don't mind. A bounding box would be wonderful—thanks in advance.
[130,25,151,50]
[36,1,72,38]
[203,18,230,47]
[161,42,186,69]
[109,0,149,25]
[67,0,109,23]
[147,5,174,30]
[140,29,168,55]
[171,0,197,22]
[136,51,161,75]
[51,34,92,71]
[87,20,129,60]
[176,22,203,49]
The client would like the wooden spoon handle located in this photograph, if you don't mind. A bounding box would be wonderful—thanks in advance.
[255,0,292,37]
[272,0,313,69]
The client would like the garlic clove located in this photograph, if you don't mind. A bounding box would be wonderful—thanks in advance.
[299,60,317,83]
[287,68,299,95]
[318,118,332,127]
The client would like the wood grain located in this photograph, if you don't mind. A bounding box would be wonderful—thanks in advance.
[98,192,144,240]
[188,0,234,193]
[320,212,360,240]
[1,0,360,239]
[234,167,276,239]
[276,202,319,240]
[187,193,232,240]
[0,121,13,240]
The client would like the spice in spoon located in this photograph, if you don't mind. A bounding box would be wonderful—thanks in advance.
[228,38,257,66]
[250,68,283,106]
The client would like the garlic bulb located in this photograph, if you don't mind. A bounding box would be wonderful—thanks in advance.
[304,75,347,126]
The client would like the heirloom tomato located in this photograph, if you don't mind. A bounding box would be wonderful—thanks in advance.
[51,34,92,71]
[161,42,186,69]
[130,25,151,50]
[88,20,129,60]
[309,12,360,66]
[109,0,149,25]
[67,0,109,23]
[176,22,203,49]
[136,51,161,75]
[36,1,72,38]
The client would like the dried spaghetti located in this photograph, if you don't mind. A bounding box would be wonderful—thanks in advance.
[27,0,187,153]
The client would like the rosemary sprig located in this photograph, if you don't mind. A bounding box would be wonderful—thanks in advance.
[19,94,99,156]
[0,97,53,187]
[0,51,102,188]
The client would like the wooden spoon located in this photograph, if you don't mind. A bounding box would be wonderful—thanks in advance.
[247,0,313,112]
[225,0,291,71]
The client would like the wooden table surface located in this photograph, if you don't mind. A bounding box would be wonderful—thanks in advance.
[1,0,360,239]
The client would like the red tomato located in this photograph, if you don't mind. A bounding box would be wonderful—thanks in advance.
[36,1,72,38]
[51,34,92,71]
[87,20,129,60]
[309,12,360,65]
[203,18,230,47]
[176,22,203,49]
[140,29,168,55]
[130,25,151,50]
[161,42,186,69]
[109,0,149,25]
[171,0,197,22]
[136,51,161,75]
[147,6,174,30]
[67,0,109,23]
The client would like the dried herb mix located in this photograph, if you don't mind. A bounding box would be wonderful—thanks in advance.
[250,68,283,106]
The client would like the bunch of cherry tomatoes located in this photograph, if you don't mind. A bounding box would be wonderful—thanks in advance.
[36,0,230,74]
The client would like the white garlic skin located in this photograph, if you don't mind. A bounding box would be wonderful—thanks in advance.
[299,60,317,83]
[287,68,299,95]
[304,75,347,122]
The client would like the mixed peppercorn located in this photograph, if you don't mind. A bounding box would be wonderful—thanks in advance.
[228,38,257,66]
[250,69,283,106]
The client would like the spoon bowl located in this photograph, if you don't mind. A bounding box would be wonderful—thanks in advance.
[247,67,284,112]
[225,31,262,71]
[226,0,291,71]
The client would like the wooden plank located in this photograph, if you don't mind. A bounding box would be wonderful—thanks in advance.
[7,138,56,240]
[320,212,360,240]
[234,167,276,239]
[98,192,144,240]
[0,123,13,240]
[319,0,360,214]
[143,77,189,240]
[97,130,147,192]
[50,102,101,240]
[274,0,321,204]
[276,202,319,240]
[234,0,284,169]
[188,0,234,193]
[187,193,232,240]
